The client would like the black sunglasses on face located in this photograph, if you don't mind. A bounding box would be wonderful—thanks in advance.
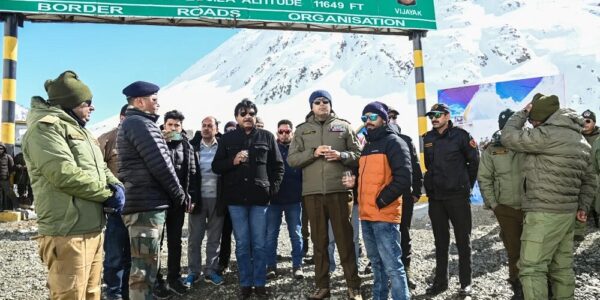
[585,119,592,124]
[389,115,398,120]
[278,129,291,134]
[313,100,330,105]
[239,111,256,117]
[428,112,445,119]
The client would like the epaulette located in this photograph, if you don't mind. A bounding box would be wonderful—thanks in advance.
[296,121,308,128]
[38,115,59,124]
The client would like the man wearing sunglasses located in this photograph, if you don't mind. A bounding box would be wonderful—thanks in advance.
[288,90,362,300]
[212,99,284,299]
[422,103,479,297]
[501,93,596,300]
[22,71,123,299]
[575,109,600,239]
[354,101,412,300]
[265,119,305,281]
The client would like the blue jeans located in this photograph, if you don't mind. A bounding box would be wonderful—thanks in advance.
[362,221,410,300]
[103,213,131,299]
[328,203,360,272]
[266,202,303,268]
[229,205,268,287]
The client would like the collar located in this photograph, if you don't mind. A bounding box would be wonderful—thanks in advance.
[201,138,218,148]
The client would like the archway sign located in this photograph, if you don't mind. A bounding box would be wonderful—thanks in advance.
[0,0,435,166]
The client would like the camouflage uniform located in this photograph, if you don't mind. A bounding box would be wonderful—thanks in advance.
[122,211,166,300]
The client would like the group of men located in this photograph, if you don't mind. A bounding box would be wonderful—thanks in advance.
[20,69,599,300]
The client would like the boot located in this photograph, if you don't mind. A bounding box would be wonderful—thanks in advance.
[510,280,524,300]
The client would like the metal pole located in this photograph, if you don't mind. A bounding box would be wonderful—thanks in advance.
[410,31,427,172]
[1,14,19,155]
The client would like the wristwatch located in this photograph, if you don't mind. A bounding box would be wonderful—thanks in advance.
[340,152,349,161]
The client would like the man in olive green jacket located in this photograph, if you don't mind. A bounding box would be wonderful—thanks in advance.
[288,90,362,300]
[576,109,600,235]
[22,71,122,300]
[593,138,600,216]
[501,93,596,300]
[478,109,525,299]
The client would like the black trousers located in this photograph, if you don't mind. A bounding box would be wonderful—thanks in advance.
[165,205,186,282]
[218,209,233,269]
[428,197,472,286]
[400,196,414,269]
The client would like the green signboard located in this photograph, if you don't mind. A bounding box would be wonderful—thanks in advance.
[0,0,436,31]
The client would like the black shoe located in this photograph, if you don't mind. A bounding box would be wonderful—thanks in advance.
[426,281,448,295]
[217,264,228,276]
[266,267,277,279]
[254,286,269,298]
[240,286,253,299]
[307,288,331,300]
[152,284,172,300]
[304,256,315,265]
[167,279,189,296]
[459,284,472,297]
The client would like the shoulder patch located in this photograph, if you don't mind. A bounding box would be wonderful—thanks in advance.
[424,142,433,148]
[38,115,59,124]
[302,130,317,135]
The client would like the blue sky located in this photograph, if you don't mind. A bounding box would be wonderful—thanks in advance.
[6,22,238,123]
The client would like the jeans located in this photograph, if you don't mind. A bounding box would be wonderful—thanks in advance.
[362,221,410,300]
[266,202,303,268]
[328,203,360,272]
[229,205,268,287]
[103,214,131,299]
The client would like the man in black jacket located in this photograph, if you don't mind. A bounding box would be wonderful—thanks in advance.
[212,99,284,299]
[154,110,197,296]
[387,107,423,289]
[117,81,187,300]
[422,103,479,297]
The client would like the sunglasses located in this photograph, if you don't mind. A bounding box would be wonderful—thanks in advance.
[313,100,330,105]
[278,129,292,134]
[361,114,379,122]
[585,119,592,124]
[81,100,92,107]
[427,112,446,119]
[389,115,398,120]
[239,111,256,117]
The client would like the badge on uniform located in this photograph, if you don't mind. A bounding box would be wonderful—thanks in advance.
[424,142,433,148]
[330,124,344,132]
[302,130,316,135]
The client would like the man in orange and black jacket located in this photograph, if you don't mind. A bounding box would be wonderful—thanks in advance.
[355,101,413,299]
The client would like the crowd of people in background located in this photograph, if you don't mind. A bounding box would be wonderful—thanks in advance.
[16,70,600,300]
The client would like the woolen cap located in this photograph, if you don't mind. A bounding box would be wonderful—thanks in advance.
[582,109,596,123]
[44,70,92,109]
[309,90,332,107]
[362,101,389,122]
[529,93,559,122]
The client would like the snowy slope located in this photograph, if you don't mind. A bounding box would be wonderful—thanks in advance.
[90,0,600,144]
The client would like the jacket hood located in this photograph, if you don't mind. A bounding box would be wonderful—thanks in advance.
[26,96,78,127]
[542,108,584,133]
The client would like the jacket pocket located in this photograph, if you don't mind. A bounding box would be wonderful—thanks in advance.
[254,179,271,198]
[253,143,269,164]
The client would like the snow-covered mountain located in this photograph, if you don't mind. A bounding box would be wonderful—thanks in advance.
[91,0,600,144]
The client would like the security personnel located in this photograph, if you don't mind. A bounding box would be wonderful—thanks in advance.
[422,103,479,297]
[478,109,525,299]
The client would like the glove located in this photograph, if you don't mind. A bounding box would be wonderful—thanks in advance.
[105,184,125,214]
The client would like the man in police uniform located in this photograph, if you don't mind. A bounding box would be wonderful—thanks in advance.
[422,103,479,297]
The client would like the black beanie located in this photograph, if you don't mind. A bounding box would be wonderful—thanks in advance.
[498,109,515,130]
[362,101,389,122]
